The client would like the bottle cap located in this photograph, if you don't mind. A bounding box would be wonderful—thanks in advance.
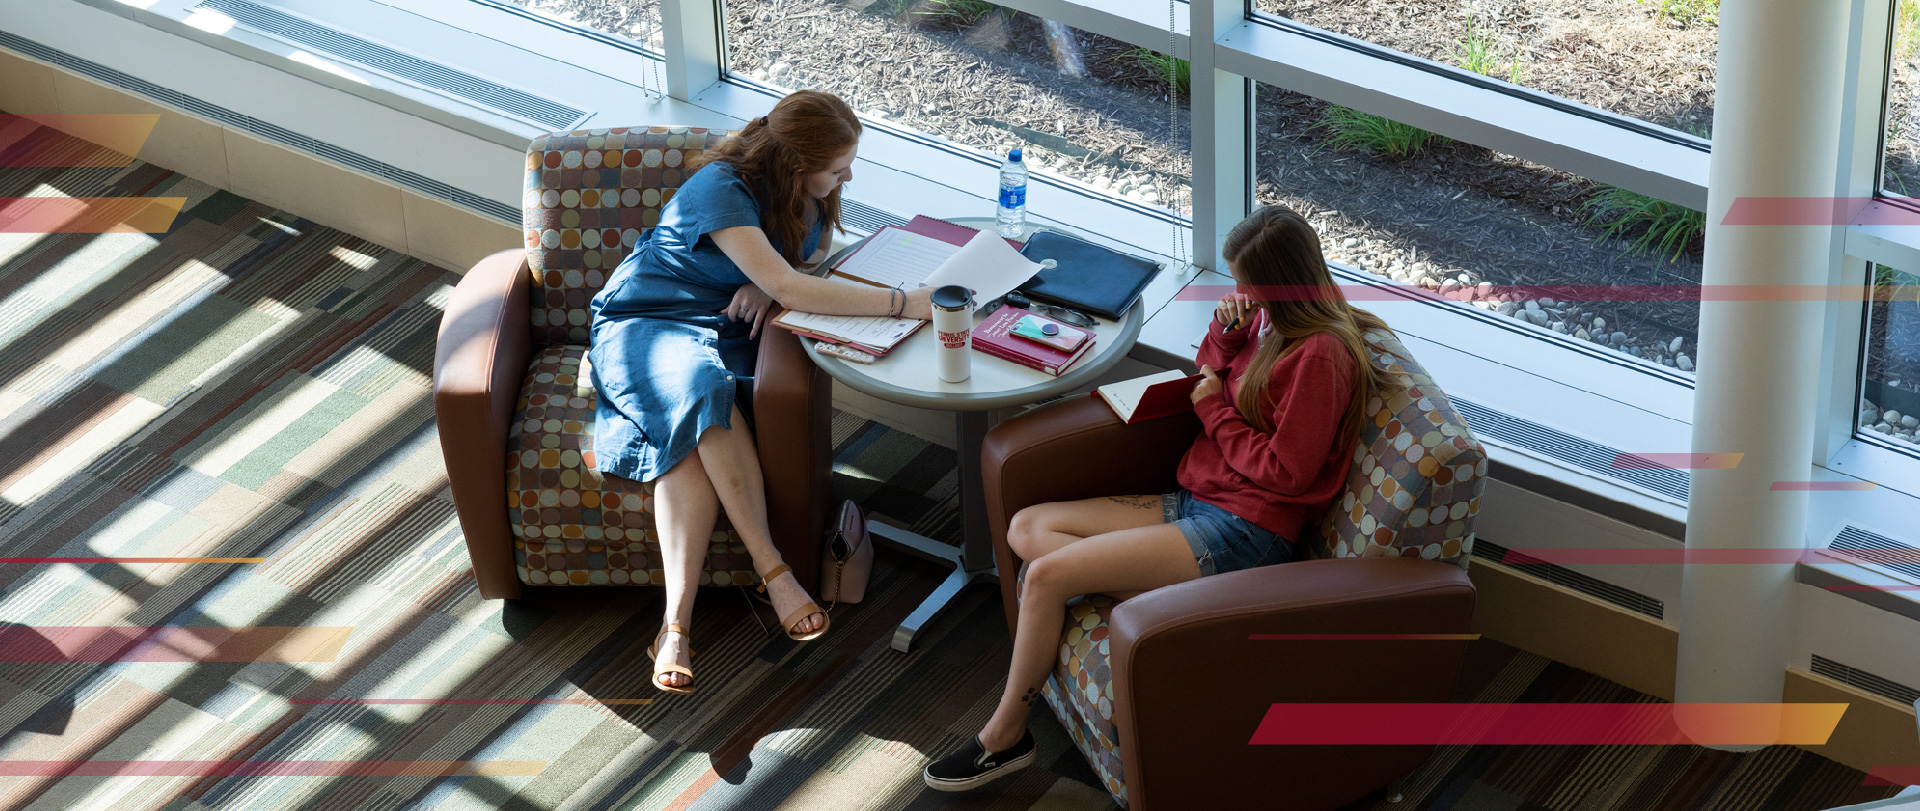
[1009,148,1023,162]
[931,285,973,311]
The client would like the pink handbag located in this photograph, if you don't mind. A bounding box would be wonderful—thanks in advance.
[818,500,872,608]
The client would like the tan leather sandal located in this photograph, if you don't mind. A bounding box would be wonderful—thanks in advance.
[756,564,829,641]
[646,624,695,695]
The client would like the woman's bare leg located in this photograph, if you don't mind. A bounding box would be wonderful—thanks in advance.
[648,450,721,688]
[978,522,1201,752]
[1007,495,1169,602]
[693,403,824,636]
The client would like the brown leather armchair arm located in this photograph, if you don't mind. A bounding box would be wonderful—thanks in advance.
[753,317,831,589]
[434,249,532,600]
[1108,557,1475,810]
[981,395,1201,635]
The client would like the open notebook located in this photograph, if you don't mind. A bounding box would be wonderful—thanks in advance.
[773,218,1043,355]
[1094,369,1206,424]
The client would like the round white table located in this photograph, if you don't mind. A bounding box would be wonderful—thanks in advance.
[803,217,1148,651]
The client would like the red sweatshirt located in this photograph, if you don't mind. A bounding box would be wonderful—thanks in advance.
[1177,311,1358,543]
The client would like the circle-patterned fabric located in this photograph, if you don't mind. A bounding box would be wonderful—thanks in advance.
[523,126,733,347]
[1310,330,1486,568]
[506,344,758,587]
[1022,330,1487,810]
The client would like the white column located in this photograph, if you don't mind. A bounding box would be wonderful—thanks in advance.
[1189,0,1249,271]
[1676,0,1850,747]
[1814,0,1895,462]
[659,0,723,103]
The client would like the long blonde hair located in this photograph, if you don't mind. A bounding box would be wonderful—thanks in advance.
[1223,205,1401,450]
[688,90,861,264]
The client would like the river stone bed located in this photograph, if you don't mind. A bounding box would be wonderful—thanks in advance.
[496,0,1919,449]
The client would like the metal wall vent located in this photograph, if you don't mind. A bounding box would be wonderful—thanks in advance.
[839,199,909,235]
[195,0,590,132]
[1451,397,1691,502]
[0,31,519,225]
[1810,655,1920,706]
[1473,538,1666,620]
[1831,525,1920,581]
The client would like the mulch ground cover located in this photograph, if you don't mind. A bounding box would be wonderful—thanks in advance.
[498,0,1920,445]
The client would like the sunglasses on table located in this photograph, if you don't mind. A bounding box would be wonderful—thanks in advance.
[981,291,1098,328]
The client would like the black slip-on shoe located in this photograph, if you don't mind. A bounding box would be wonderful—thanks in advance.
[922,730,1036,792]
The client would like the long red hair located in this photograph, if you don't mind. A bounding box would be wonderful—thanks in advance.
[688,90,861,264]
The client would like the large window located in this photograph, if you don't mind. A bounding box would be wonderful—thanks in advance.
[1254,0,1718,137]
[493,0,665,49]
[723,0,1193,216]
[1863,265,1920,448]
[1885,0,1920,195]
[1254,83,1705,372]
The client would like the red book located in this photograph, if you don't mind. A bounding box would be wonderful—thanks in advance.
[1094,369,1207,423]
[972,306,1097,376]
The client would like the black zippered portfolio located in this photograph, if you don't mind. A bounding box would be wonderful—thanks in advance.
[1015,230,1160,321]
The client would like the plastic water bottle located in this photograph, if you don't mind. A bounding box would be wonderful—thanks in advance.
[996,148,1027,239]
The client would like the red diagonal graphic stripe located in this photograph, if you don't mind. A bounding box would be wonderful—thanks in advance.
[1500,548,1919,565]
[1248,634,1480,640]
[1770,481,1878,491]
[0,760,545,777]
[290,698,652,705]
[1612,453,1742,470]
[1171,283,1917,303]
[0,197,184,233]
[0,626,350,662]
[1865,766,1920,786]
[1248,703,1845,745]
[0,557,263,563]
[0,114,158,166]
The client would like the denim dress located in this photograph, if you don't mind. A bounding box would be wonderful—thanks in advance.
[588,161,823,483]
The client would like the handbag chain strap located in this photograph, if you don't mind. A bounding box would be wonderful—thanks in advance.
[824,528,847,614]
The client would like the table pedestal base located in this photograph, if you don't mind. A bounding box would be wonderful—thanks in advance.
[868,521,995,652]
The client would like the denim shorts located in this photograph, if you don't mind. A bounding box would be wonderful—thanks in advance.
[1161,489,1293,577]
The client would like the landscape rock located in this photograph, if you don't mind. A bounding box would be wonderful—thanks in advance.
[1677,353,1694,371]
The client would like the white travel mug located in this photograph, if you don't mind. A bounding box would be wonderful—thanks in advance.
[931,285,974,383]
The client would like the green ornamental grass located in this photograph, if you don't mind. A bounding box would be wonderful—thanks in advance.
[1122,48,1191,95]
[913,0,1010,26]
[1317,106,1441,160]
[1579,186,1706,263]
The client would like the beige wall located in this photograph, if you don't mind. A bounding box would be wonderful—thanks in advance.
[0,46,519,274]
[1473,561,1920,775]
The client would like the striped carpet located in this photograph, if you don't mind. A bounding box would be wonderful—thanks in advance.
[0,118,1901,810]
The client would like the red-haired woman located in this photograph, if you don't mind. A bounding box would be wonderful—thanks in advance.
[925,204,1402,791]
[590,90,934,694]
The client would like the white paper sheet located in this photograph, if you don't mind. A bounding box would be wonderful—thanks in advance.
[920,230,1043,304]
[775,310,922,350]
[831,227,962,288]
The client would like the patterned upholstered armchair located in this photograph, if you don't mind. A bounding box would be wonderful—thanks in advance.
[434,126,833,599]
[981,329,1484,810]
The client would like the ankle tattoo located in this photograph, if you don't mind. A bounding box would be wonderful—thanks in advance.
[1017,686,1040,706]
